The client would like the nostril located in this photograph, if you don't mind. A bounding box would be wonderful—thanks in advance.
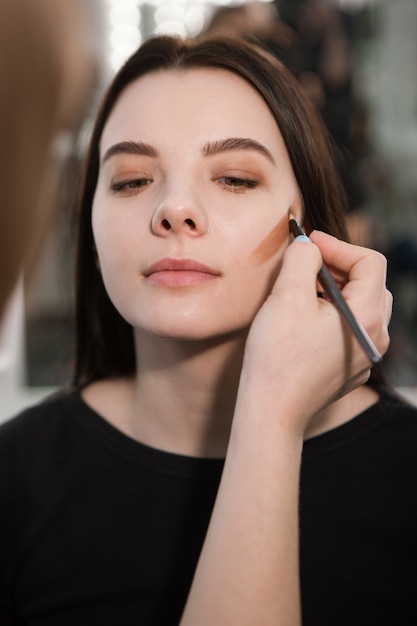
[162,219,171,230]
[185,218,196,230]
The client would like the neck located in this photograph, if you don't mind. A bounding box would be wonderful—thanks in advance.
[129,330,248,457]
[81,331,380,459]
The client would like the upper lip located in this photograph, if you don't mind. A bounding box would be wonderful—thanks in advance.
[144,258,221,276]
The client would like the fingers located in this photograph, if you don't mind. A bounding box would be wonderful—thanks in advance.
[309,230,392,358]
[384,288,393,326]
[243,229,392,431]
[309,230,387,295]
[271,236,323,302]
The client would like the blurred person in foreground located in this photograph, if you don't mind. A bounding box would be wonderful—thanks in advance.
[0,0,98,319]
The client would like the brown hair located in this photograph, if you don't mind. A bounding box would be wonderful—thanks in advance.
[74,34,364,387]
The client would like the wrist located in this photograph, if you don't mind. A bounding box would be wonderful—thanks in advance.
[234,364,310,442]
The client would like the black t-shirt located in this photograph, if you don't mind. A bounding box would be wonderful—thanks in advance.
[1,387,416,625]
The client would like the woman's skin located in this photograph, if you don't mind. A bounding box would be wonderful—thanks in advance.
[83,68,391,624]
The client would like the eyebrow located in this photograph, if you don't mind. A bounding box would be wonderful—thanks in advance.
[202,137,275,164]
[101,137,275,165]
[102,140,158,164]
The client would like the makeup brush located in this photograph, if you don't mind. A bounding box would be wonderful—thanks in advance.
[288,211,382,364]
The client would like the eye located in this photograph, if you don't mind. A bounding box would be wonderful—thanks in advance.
[217,176,258,192]
[110,178,152,197]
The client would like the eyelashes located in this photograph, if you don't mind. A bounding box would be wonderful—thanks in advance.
[110,178,152,197]
[109,176,259,198]
[109,171,260,197]
[216,176,259,192]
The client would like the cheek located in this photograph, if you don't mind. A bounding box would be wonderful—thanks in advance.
[92,202,139,272]
[242,221,289,311]
[249,255,284,304]
[250,214,290,267]
[92,221,139,323]
[233,247,284,323]
[234,215,289,305]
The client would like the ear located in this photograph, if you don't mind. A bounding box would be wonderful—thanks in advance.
[302,215,313,236]
[289,193,309,234]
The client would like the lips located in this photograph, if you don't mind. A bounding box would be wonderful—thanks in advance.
[144,258,221,287]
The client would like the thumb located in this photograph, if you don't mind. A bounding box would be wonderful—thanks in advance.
[272,236,323,299]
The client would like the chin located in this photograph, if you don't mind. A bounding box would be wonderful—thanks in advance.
[122,301,255,343]
[137,317,250,343]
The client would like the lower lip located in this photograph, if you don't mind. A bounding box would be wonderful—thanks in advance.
[146,270,218,287]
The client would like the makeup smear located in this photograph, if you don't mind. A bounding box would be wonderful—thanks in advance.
[250,214,289,266]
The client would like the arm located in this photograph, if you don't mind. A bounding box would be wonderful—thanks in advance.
[181,233,391,625]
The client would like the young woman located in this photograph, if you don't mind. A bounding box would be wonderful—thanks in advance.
[1,35,413,626]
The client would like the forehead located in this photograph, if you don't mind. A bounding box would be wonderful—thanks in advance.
[100,67,285,151]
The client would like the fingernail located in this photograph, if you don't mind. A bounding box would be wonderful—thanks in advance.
[294,234,311,244]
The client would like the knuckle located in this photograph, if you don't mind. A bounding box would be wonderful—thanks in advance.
[370,248,388,272]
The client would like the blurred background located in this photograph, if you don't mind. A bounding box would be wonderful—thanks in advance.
[1,0,417,419]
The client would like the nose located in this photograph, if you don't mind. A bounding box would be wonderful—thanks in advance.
[151,188,208,238]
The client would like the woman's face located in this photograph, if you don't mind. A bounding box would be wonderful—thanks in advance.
[92,67,301,340]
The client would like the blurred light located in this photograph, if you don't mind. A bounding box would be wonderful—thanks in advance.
[109,5,141,26]
[184,7,205,35]
[105,0,278,73]
[155,4,185,21]
[149,0,175,6]
[155,19,187,36]
[110,24,141,47]
[106,0,141,72]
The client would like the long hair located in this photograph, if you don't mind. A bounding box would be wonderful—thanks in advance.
[74,34,382,387]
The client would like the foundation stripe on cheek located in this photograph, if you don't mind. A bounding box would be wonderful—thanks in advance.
[250,215,289,266]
